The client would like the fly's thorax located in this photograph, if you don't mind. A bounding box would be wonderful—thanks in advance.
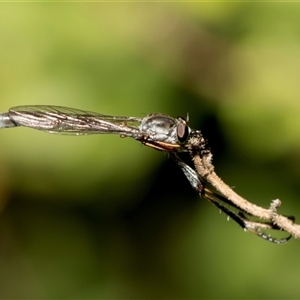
[139,113,191,144]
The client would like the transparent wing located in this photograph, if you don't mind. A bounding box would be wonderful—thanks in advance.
[2,105,143,136]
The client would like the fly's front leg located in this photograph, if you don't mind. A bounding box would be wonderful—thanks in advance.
[136,133,182,152]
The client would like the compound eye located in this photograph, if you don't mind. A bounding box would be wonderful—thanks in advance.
[176,117,190,144]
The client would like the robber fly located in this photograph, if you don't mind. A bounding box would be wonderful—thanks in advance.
[0,105,292,243]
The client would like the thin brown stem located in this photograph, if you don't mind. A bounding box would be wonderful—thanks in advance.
[192,152,300,240]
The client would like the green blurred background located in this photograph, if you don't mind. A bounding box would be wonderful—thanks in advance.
[1,2,300,299]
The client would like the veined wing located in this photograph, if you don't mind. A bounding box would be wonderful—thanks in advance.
[2,105,143,137]
[0,105,192,152]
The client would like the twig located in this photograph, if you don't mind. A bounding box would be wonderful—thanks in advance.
[191,146,300,240]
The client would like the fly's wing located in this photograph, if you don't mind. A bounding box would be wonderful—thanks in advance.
[3,105,142,137]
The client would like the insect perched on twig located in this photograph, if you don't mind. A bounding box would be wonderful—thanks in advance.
[0,105,298,243]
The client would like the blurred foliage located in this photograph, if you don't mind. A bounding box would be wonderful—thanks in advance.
[0,2,300,299]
